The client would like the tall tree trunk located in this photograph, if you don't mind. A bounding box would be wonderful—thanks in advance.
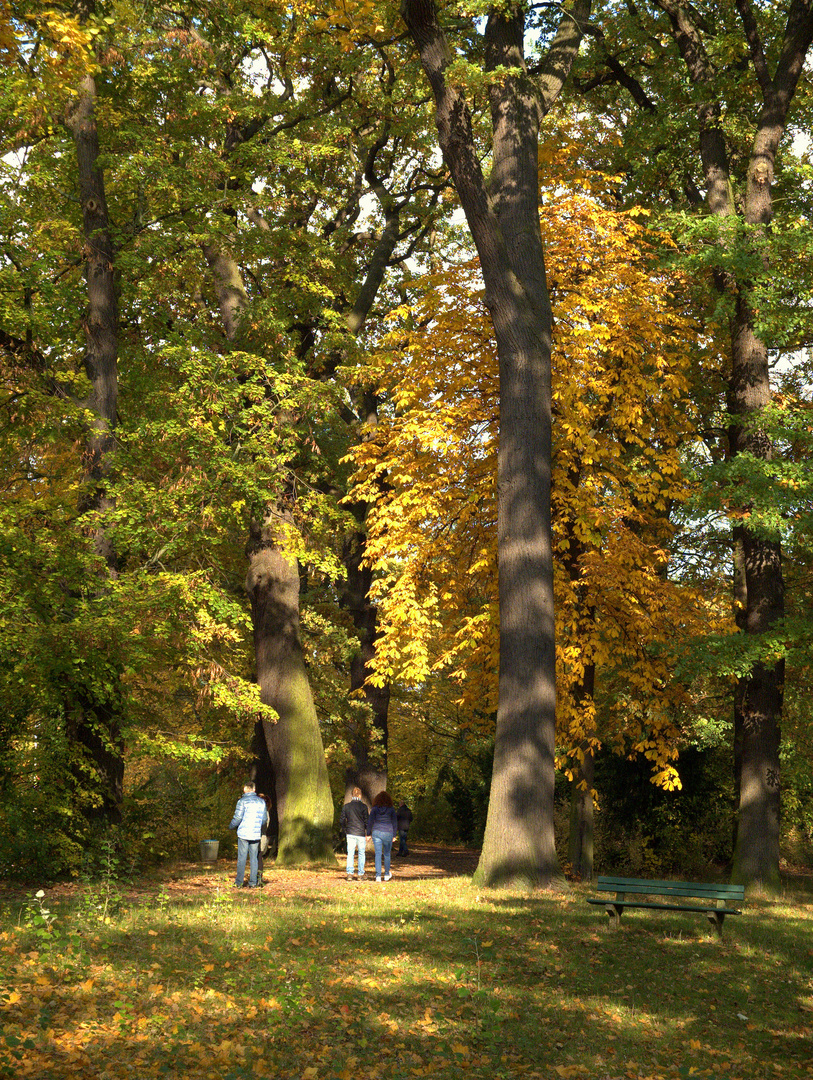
[204,242,335,863]
[335,207,405,805]
[657,0,813,892]
[341,513,390,804]
[728,304,785,889]
[564,543,597,881]
[402,0,590,888]
[568,732,595,882]
[246,515,334,863]
[64,17,122,822]
[337,214,402,806]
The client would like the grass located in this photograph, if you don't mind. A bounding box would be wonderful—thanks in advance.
[0,856,811,1080]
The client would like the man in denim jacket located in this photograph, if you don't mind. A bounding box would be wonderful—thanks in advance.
[229,781,269,888]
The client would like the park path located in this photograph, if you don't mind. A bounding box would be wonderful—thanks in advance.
[0,845,482,905]
[183,843,481,898]
[0,838,481,907]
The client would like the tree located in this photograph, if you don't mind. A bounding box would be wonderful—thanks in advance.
[400,0,595,887]
[348,163,718,884]
[184,2,454,848]
[1,1,338,857]
[573,0,813,889]
[0,1,129,824]
[65,0,124,824]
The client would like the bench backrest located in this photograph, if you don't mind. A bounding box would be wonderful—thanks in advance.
[595,876,745,903]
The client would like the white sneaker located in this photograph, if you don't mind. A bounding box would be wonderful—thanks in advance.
[384,872,392,881]
[375,876,381,882]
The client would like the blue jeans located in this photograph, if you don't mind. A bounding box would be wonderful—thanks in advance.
[372,831,393,878]
[398,829,409,855]
[236,837,260,887]
[346,834,366,876]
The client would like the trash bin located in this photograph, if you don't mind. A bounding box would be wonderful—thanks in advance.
[199,839,220,864]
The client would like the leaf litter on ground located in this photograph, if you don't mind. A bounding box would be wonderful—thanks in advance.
[1,847,811,1080]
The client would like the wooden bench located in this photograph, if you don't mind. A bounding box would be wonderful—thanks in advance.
[586,876,745,936]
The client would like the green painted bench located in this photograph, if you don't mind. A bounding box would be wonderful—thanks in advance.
[586,876,745,936]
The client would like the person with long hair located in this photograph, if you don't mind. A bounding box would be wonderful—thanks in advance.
[368,791,398,882]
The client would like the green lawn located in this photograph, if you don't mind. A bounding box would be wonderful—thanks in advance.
[1,857,811,1080]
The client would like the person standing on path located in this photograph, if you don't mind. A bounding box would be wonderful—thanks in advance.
[229,781,269,888]
[368,791,398,882]
[340,787,369,881]
[396,801,413,856]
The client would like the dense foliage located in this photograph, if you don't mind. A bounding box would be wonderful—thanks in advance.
[1,0,812,885]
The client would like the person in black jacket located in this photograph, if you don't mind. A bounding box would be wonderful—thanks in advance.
[340,787,369,881]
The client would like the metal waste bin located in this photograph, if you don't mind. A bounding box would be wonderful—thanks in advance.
[199,839,220,864]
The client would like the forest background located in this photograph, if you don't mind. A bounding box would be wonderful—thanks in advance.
[1,0,813,892]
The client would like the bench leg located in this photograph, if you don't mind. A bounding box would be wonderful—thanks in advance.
[707,911,725,938]
[605,904,622,930]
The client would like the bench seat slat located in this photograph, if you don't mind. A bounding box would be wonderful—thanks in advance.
[586,898,742,914]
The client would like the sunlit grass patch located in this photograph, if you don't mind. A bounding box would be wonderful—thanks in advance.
[0,869,810,1080]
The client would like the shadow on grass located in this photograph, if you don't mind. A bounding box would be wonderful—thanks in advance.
[1,874,811,1080]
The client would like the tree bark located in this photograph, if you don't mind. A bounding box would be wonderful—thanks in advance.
[568,736,595,882]
[246,514,334,863]
[64,33,122,822]
[402,0,590,888]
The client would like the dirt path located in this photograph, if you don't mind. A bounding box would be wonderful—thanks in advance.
[2,844,481,905]
[174,843,481,898]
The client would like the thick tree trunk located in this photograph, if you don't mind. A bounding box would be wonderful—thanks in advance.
[481,304,559,888]
[728,302,785,890]
[246,515,334,863]
[203,241,335,864]
[64,40,122,823]
[402,0,590,888]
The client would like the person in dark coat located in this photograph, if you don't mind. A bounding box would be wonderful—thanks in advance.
[257,793,272,884]
[396,801,413,856]
[340,787,369,880]
[368,791,398,882]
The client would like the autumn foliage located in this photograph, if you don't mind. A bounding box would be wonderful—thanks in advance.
[347,171,732,787]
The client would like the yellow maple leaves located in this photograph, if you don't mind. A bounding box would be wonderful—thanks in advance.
[346,174,729,776]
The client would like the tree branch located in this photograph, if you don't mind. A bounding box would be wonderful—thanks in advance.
[733,0,773,97]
